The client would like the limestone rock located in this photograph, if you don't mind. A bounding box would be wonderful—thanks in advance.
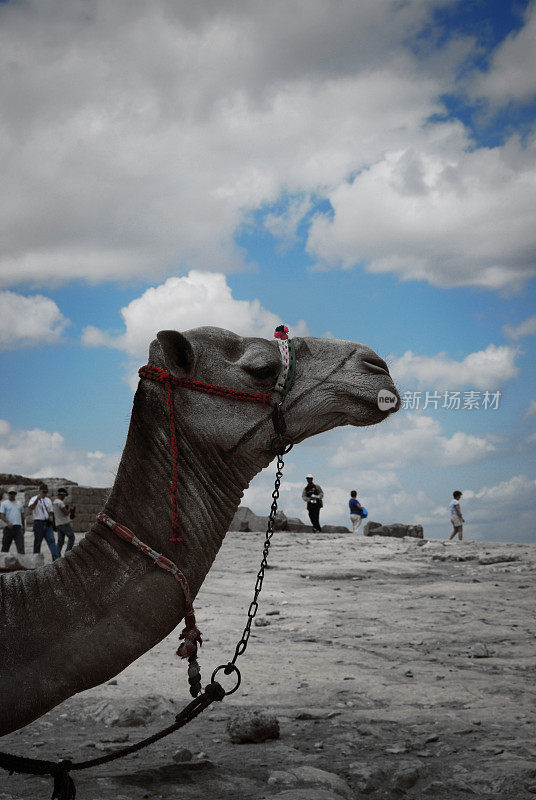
[432,554,476,562]
[273,510,289,530]
[229,506,269,532]
[0,552,44,571]
[321,524,351,533]
[286,522,314,533]
[229,506,349,534]
[267,790,346,800]
[172,747,193,762]
[363,521,423,538]
[478,554,519,565]
[348,763,386,793]
[226,708,280,743]
[295,709,338,720]
[267,770,299,787]
[469,642,491,658]
[390,762,420,791]
[291,766,352,798]
[82,694,176,727]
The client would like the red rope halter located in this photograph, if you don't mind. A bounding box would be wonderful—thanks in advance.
[98,329,292,676]
[138,364,272,541]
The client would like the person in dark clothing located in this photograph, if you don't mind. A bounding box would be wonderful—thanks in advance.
[302,474,323,532]
[28,483,59,561]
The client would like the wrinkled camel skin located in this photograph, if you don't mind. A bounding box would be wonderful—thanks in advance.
[0,327,399,735]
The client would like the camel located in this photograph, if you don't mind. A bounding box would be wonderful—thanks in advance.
[0,326,399,737]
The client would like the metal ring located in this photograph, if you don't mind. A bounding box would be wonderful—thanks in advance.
[211,663,242,695]
[270,435,293,454]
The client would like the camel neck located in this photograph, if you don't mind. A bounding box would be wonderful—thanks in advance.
[0,384,267,736]
[102,383,264,597]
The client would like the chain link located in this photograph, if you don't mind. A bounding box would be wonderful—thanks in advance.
[230,446,288,665]
[211,443,292,694]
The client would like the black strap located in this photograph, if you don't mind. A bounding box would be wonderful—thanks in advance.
[0,682,225,799]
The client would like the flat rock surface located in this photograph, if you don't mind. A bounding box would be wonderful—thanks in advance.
[2,533,536,799]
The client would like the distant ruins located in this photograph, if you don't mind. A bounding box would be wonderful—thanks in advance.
[0,473,349,535]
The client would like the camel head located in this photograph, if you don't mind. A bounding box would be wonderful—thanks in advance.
[147,326,399,471]
[0,324,400,740]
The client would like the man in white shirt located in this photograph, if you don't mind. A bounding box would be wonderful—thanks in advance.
[28,483,59,560]
[53,487,75,556]
[448,490,465,541]
[0,487,25,554]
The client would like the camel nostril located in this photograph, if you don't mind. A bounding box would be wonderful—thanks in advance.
[362,356,390,376]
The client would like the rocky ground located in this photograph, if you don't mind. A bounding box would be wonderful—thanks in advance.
[1,532,536,799]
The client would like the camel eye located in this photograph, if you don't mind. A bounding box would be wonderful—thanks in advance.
[245,365,274,381]
[239,344,281,383]
[242,362,279,382]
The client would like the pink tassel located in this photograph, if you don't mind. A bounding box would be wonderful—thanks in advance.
[176,625,203,659]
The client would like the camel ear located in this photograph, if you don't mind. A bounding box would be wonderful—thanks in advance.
[157,330,194,375]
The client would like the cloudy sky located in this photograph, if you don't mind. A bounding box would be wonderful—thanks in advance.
[1,0,535,541]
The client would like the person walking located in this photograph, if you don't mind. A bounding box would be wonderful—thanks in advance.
[448,490,465,541]
[0,487,25,554]
[302,474,323,532]
[28,483,59,560]
[53,487,75,556]
[349,490,365,534]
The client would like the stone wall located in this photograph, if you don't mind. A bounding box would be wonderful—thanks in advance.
[1,483,110,533]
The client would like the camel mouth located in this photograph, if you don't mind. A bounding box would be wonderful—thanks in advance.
[359,397,396,419]
[355,382,400,422]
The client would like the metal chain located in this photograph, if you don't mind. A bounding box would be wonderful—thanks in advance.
[211,442,292,694]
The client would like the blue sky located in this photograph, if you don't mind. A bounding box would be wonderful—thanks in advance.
[0,0,535,541]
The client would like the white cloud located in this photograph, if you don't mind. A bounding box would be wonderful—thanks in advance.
[307,135,536,291]
[0,419,119,487]
[0,291,68,350]
[330,413,497,471]
[390,344,519,390]
[525,400,536,419]
[407,474,536,541]
[360,488,437,527]
[470,3,536,106]
[264,196,313,247]
[503,313,536,340]
[82,271,308,382]
[462,474,536,521]
[3,0,531,292]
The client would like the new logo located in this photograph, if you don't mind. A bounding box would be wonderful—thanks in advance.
[377,389,398,411]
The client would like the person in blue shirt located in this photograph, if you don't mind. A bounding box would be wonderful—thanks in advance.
[349,490,364,534]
